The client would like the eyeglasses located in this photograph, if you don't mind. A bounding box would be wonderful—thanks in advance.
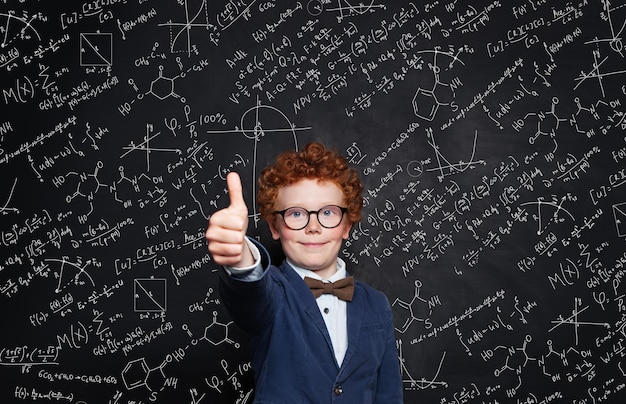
[273,205,348,230]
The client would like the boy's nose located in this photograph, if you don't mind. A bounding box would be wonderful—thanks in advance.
[305,212,323,232]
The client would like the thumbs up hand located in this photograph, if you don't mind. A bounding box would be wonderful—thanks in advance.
[206,172,254,267]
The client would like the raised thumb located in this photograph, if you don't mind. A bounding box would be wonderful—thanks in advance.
[226,172,246,210]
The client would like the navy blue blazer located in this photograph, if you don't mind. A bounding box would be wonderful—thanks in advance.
[218,240,403,403]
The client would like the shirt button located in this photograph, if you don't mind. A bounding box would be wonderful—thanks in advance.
[323,307,330,314]
[334,386,343,396]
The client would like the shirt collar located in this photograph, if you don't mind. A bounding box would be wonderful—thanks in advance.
[287,258,347,283]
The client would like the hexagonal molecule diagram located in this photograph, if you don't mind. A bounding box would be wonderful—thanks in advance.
[122,357,150,390]
[148,65,184,101]
[412,66,460,121]
[413,87,440,121]
[202,311,240,348]
[122,357,171,393]
[392,280,442,333]
[411,50,464,121]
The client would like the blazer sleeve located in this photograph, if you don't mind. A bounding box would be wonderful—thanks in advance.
[217,238,281,336]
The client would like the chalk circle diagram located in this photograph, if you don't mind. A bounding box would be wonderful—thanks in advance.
[237,101,310,222]
[306,0,324,16]
[407,161,424,178]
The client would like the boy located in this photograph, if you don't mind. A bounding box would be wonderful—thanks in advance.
[206,142,403,403]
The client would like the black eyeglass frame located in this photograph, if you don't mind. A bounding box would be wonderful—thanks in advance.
[273,205,348,230]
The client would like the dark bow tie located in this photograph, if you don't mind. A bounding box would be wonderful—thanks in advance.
[303,276,355,302]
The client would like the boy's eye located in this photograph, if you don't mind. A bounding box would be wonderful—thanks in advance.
[322,206,341,217]
[286,208,306,219]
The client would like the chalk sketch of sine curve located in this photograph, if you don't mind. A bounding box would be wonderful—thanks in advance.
[338,0,376,15]
[321,0,382,18]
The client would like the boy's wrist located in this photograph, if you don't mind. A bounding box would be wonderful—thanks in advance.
[225,238,260,271]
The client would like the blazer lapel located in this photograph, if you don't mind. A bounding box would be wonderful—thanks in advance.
[280,262,337,364]
[340,282,363,370]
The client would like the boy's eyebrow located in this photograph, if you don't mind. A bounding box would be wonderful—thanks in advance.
[279,201,345,208]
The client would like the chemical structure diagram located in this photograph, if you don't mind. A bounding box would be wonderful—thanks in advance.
[148,65,186,101]
[62,161,106,203]
[51,148,172,221]
[122,308,241,395]
[392,280,442,333]
[514,93,623,158]
[538,339,593,382]
[516,96,567,153]
[481,334,536,397]
[54,161,107,222]
[412,49,465,122]
[118,62,193,117]
[571,97,607,137]
[124,65,187,105]
[182,311,240,349]
[121,354,180,395]
[491,334,535,378]
[111,165,142,204]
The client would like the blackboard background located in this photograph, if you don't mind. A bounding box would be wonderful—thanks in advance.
[2,1,626,403]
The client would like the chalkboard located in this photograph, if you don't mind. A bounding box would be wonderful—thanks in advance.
[1,1,626,403]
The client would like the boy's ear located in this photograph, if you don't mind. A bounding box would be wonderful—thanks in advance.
[342,223,352,240]
[268,219,281,240]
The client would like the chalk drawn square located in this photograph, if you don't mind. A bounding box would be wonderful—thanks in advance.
[134,278,167,312]
[79,32,113,66]
[612,202,626,237]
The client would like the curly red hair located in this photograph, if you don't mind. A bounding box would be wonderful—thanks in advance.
[257,142,363,225]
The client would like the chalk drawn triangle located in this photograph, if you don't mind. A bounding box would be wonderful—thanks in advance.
[612,202,626,237]
[80,32,113,67]
[133,278,167,312]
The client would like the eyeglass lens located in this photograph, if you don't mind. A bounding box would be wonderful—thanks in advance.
[282,205,344,229]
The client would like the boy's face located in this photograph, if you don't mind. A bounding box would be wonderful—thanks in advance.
[268,179,352,279]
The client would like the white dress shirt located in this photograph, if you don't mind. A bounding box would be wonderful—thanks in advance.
[226,238,349,366]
